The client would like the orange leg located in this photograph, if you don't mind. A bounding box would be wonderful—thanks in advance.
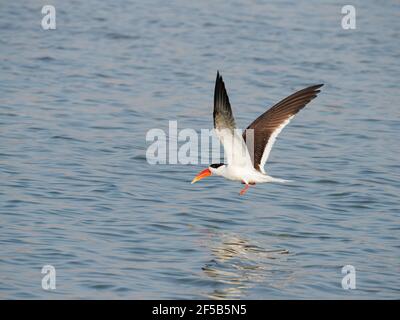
[239,184,250,196]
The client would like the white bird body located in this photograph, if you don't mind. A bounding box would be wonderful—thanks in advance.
[210,163,289,184]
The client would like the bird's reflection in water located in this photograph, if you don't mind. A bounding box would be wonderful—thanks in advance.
[201,233,291,299]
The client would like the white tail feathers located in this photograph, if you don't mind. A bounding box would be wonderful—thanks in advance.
[264,176,293,183]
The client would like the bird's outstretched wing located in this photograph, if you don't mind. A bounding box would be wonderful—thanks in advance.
[243,84,324,173]
[214,72,252,167]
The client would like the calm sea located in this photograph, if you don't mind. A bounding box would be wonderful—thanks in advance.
[0,0,399,299]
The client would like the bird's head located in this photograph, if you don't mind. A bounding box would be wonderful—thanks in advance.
[191,163,226,184]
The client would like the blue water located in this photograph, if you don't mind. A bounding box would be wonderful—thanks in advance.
[0,1,399,299]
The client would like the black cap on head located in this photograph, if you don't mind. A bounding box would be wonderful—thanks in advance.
[210,163,224,169]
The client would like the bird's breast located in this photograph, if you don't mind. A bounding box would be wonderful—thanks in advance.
[223,166,263,183]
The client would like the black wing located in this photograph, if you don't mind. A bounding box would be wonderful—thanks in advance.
[243,84,324,172]
[214,71,236,131]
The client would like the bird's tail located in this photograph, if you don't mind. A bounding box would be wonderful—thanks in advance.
[264,176,293,183]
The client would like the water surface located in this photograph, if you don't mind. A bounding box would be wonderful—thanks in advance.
[0,0,399,299]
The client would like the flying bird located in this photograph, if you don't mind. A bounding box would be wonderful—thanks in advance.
[192,71,323,195]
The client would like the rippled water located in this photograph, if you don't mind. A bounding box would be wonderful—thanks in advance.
[1,1,399,299]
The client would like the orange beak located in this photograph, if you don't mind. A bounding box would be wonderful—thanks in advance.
[191,168,212,184]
